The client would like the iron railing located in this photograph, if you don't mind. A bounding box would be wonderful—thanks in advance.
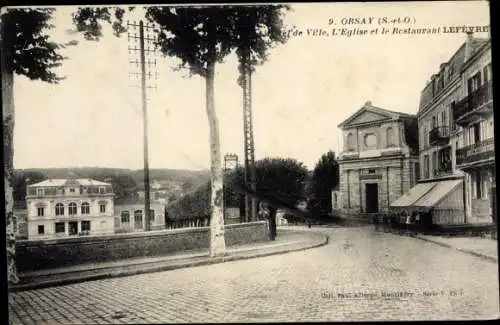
[453,81,493,121]
[456,137,495,166]
[429,126,450,146]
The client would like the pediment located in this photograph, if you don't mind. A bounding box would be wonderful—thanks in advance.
[338,103,399,129]
[348,110,392,126]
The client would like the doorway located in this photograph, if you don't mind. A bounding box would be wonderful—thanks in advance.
[365,183,379,213]
[69,221,78,235]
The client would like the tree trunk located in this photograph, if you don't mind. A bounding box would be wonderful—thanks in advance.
[2,62,19,284]
[268,207,277,241]
[206,58,226,257]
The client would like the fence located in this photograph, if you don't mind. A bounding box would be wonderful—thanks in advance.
[165,215,210,229]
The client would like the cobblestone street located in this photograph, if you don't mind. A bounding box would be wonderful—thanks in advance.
[8,227,499,323]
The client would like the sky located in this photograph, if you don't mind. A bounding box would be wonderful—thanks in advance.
[12,1,491,171]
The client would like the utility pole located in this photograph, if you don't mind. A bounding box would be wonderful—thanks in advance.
[128,20,158,231]
[243,66,257,222]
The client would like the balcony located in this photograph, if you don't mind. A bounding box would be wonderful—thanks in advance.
[453,81,493,126]
[456,138,495,168]
[429,126,450,146]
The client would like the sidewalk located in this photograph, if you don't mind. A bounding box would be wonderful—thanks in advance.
[9,229,328,292]
[414,234,498,262]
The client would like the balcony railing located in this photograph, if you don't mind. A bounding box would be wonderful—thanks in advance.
[453,81,493,123]
[456,137,495,167]
[429,126,450,146]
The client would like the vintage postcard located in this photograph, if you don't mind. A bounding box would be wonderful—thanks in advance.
[3,1,498,323]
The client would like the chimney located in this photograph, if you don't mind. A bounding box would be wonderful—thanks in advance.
[464,31,474,61]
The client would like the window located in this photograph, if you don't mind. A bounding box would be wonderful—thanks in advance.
[37,188,44,196]
[134,210,143,228]
[99,187,105,194]
[368,169,376,174]
[450,102,456,131]
[474,169,483,199]
[121,211,130,223]
[68,202,77,215]
[472,122,481,144]
[432,116,437,128]
[364,133,377,149]
[81,221,91,232]
[81,202,90,214]
[149,209,155,222]
[483,63,492,84]
[69,188,75,193]
[55,222,65,233]
[432,151,437,176]
[437,147,452,173]
[386,127,394,147]
[37,207,44,217]
[55,203,64,216]
[424,155,430,179]
[415,162,421,181]
[38,225,44,234]
[100,204,106,213]
[467,72,482,94]
[441,110,447,127]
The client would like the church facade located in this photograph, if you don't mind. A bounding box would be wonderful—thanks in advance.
[337,102,420,215]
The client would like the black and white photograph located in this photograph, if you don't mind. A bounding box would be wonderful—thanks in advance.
[2,1,498,323]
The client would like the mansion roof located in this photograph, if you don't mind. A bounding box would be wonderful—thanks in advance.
[28,179,111,187]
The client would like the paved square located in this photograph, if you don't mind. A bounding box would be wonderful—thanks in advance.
[8,227,499,323]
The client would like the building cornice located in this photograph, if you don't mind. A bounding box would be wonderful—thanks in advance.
[418,77,461,119]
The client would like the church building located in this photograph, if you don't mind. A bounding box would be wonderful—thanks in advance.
[337,101,420,216]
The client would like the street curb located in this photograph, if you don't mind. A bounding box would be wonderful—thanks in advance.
[411,234,498,263]
[9,232,329,293]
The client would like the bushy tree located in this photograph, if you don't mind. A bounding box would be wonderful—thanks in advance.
[167,181,211,218]
[230,158,308,240]
[307,151,339,220]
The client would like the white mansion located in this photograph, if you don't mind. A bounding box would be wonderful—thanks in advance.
[26,178,115,240]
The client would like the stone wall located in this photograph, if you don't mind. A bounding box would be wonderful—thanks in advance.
[16,221,269,272]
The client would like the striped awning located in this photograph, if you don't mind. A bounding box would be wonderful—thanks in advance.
[412,179,462,208]
[390,179,462,210]
[390,182,436,207]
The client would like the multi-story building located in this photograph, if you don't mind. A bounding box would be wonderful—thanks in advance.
[391,32,492,225]
[337,101,420,216]
[453,37,494,224]
[26,178,115,240]
[114,198,166,232]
